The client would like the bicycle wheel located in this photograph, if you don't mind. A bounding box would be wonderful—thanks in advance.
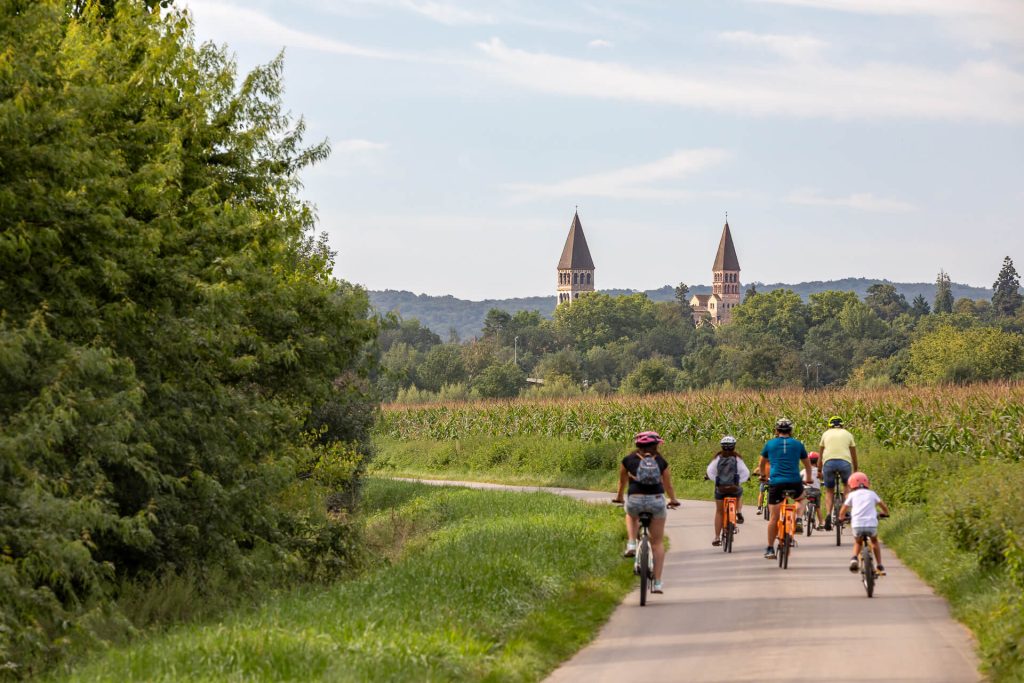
[763,501,770,521]
[638,538,650,606]
[783,533,791,569]
[805,505,814,537]
[863,547,875,597]
[726,522,735,553]
[834,507,842,547]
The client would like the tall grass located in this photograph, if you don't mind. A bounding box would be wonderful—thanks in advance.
[52,480,633,682]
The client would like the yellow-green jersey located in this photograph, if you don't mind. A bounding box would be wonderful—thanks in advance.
[819,427,856,463]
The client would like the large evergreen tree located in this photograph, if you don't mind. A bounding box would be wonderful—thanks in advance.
[934,270,954,313]
[992,256,1024,317]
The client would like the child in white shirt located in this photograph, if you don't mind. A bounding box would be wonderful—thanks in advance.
[839,471,891,574]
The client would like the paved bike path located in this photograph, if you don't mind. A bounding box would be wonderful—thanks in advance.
[403,478,980,682]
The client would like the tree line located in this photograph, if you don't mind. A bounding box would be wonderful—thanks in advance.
[379,260,1024,401]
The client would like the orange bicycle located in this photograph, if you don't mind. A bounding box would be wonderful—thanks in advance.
[776,492,799,569]
[720,495,739,553]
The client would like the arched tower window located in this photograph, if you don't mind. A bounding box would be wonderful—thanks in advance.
[586,273,591,284]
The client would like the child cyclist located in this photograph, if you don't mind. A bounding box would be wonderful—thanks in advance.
[839,472,891,574]
[800,452,824,530]
[706,436,750,546]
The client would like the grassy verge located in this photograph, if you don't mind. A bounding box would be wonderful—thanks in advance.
[51,479,634,682]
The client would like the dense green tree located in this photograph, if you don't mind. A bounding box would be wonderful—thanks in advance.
[620,358,680,395]
[992,256,1023,317]
[552,293,656,351]
[934,270,954,314]
[864,283,909,321]
[674,282,691,312]
[378,317,441,353]
[907,326,1024,384]
[1,2,377,670]
[534,348,583,382]
[910,294,931,317]
[472,362,526,398]
[416,344,467,392]
[731,289,810,347]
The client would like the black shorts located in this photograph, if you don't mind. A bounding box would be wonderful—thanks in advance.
[768,482,805,505]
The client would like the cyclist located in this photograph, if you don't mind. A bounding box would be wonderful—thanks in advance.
[612,431,681,594]
[800,452,825,530]
[758,418,813,559]
[818,415,858,531]
[707,435,751,546]
[839,472,890,574]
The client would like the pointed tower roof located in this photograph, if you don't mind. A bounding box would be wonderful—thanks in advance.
[557,211,595,270]
[712,221,740,271]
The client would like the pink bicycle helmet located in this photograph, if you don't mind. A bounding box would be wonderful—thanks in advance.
[808,451,820,462]
[848,472,870,489]
[634,431,665,446]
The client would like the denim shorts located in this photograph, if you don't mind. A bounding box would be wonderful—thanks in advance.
[854,526,878,539]
[626,493,668,519]
[822,459,852,488]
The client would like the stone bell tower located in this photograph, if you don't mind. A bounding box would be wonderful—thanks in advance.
[711,218,741,323]
[556,210,596,306]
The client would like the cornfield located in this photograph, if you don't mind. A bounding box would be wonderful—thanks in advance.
[377,383,1024,461]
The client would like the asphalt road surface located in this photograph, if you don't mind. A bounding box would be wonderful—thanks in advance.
[404,479,980,683]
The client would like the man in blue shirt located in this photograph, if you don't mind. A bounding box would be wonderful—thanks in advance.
[758,417,812,559]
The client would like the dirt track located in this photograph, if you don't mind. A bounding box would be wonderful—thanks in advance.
[405,479,980,682]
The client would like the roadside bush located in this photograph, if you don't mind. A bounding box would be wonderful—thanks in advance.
[932,462,1024,571]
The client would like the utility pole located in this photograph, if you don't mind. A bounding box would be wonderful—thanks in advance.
[514,335,519,366]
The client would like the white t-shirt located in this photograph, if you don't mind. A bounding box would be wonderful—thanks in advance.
[843,488,881,527]
[706,455,751,483]
[800,467,821,490]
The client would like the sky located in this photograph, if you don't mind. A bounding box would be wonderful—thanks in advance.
[183,0,1024,300]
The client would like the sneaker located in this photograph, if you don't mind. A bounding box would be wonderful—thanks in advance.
[712,538,722,547]
[623,541,637,558]
[876,564,886,575]
[795,519,804,533]
[755,506,762,515]
[849,557,859,573]
[652,581,664,594]
[764,546,776,559]
[736,512,745,524]
[824,517,832,531]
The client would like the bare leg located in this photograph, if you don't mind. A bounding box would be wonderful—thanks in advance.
[871,537,883,565]
[650,516,668,580]
[852,536,863,558]
[767,503,781,548]
[626,513,638,542]
[714,499,724,538]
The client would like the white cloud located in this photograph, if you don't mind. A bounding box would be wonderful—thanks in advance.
[747,0,1024,48]
[717,30,828,61]
[785,188,917,212]
[394,0,495,25]
[588,39,614,49]
[474,38,1024,122]
[503,149,733,202]
[335,139,389,152]
[185,1,405,59]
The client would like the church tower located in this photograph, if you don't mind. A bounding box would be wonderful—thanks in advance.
[711,218,741,323]
[556,210,595,306]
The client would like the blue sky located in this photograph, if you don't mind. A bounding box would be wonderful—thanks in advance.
[185,0,1024,299]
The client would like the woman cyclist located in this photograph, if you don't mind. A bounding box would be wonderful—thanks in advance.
[707,436,750,546]
[612,431,681,594]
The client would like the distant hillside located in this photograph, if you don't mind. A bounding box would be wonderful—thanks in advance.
[368,278,993,340]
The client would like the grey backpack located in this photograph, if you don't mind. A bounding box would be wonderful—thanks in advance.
[634,454,662,486]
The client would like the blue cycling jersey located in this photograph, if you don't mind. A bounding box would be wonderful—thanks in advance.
[760,436,808,484]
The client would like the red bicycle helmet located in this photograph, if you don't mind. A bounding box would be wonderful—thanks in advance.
[808,451,820,462]
[634,431,665,446]
[848,472,870,489]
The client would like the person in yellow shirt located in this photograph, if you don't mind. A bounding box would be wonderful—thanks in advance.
[817,415,858,531]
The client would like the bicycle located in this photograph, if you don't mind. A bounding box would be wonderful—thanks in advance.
[756,479,770,520]
[721,495,739,553]
[855,514,889,598]
[775,491,800,570]
[829,470,845,546]
[803,488,820,537]
[614,500,678,606]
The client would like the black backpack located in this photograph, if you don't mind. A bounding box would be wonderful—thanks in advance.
[715,454,741,494]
